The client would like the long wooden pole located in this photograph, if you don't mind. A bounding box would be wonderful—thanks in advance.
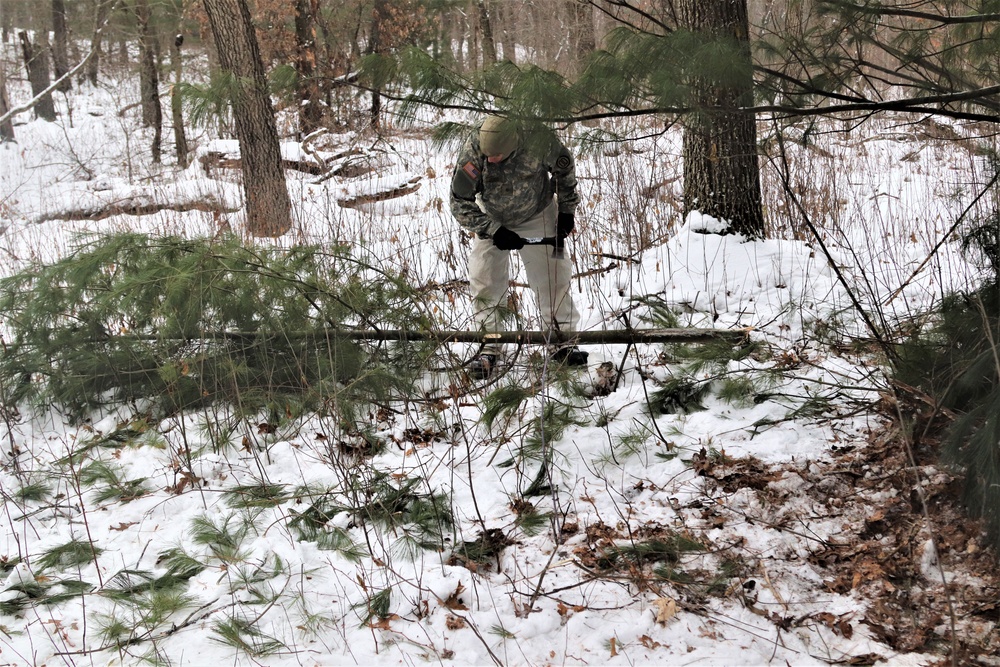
[61,328,749,346]
[335,328,749,345]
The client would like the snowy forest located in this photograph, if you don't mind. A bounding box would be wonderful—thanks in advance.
[2,0,1000,665]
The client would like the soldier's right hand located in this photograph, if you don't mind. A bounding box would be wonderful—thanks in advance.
[492,226,525,251]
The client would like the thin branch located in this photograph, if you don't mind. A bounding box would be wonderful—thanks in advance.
[819,0,1000,26]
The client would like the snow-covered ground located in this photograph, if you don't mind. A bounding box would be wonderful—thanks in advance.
[1,62,998,666]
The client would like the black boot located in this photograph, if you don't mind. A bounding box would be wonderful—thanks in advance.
[551,345,588,366]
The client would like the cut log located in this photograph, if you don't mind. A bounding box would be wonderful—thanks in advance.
[34,197,237,223]
[334,327,749,345]
[90,327,749,346]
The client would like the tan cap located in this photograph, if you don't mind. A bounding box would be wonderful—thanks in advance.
[479,116,519,157]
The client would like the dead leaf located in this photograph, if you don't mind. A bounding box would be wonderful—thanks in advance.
[441,583,468,611]
[110,522,138,532]
[369,613,400,630]
[652,597,678,624]
[445,614,466,630]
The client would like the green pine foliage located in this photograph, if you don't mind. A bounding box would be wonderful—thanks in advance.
[0,233,436,422]
[895,213,1000,549]
[360,27,746,130]
[351,587,392,628]
[596,535,705,571]
[211,616,285,658]
[35,539,103,573]
[80,460,151,503]
[287,472,452,553]
[648,376,711,415]
[0,577,95,616]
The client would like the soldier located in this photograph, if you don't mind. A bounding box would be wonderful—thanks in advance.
[450,115,588,379]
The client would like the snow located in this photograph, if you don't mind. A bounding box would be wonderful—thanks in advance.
[1,55,998,667]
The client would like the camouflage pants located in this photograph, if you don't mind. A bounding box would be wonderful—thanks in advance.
[469,202,579,338]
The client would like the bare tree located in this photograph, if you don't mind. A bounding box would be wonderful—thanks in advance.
[477,0,498,66]
[0,60,14,142]
[366,0,391,129]
[51,0,71,92]
[202,0,292,237]
[18,31,56,121]
[295,0,323,136]
[135,0,162,162]
[85,0,114,86]
[171,32,188,167]
[680,0,763,237]
[571,0,596,62]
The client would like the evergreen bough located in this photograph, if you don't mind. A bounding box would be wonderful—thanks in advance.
[0,233,436,421]
[895,212,1000,550]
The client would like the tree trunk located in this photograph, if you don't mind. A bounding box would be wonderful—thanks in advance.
[570,0,595,73]
[0,61,14,142]
[135,0,162,162]
[477,0,497,66]
[171,33,188,167]
[18,31,57,121]
[498,0,516,64]
[367,0,390,130]
[85,0,113,86]
[2,5,13,44]
[202,0,292,237]
[51,0,72,92]
[679,0,763,238]
[294,0,322,137]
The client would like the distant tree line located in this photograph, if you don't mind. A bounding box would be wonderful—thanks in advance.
[2,0,1000,239]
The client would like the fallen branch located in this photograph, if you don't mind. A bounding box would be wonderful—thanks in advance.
[198,151,326,175]
[337,176,422,208]
[64,327,749,346]
[34,198,236,222]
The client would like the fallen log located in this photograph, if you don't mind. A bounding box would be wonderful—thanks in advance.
[71,327,748,346]
[336,327,750,345]
[35,198,236,223]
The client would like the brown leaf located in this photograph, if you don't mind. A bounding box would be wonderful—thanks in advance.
[110,522,138,532]
[369,613,400,630]
[652,597,678,624]
[442,583,468,611]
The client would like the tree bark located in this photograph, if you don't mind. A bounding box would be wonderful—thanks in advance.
[51,0,72,92]
[566,0,596,76]
[171,33,188,167]
[135,0,162,162]
[498,0,516,63]
[84,0,113,86]
[477,0,498,66]
[18,31,57,121]
[202,0,292,237]
[2,4,12,44]
[0,61,15,142]
[294,0,323,137]
[367,0,391,130]
[680,0,764,238]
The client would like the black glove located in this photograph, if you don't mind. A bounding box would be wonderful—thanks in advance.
[492,226,525,250]
[557,212,575,239]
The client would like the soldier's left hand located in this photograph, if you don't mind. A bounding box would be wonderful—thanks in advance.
[557,212,575,239]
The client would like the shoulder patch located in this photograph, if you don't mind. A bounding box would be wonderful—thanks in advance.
[556,155,571,170]
[462,161,481,180]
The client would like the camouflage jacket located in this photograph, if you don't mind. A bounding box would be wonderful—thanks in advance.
[449,125,579,237]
